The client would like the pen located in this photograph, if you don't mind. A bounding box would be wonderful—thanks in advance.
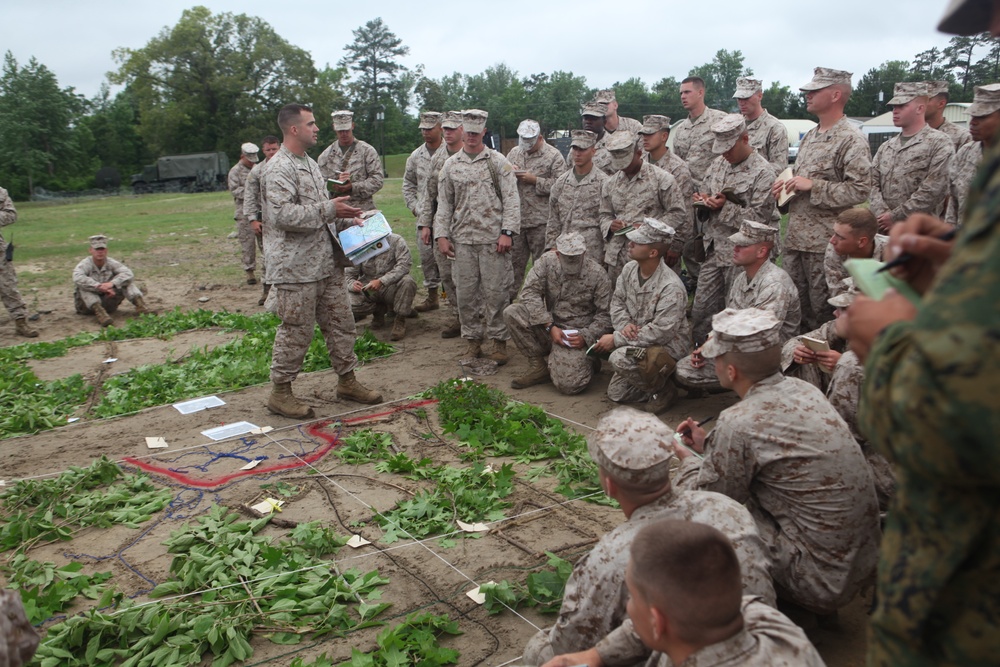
[875,228,958,273]
[679,416,716,438]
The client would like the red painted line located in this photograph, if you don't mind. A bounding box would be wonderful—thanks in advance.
[122,398,438,488]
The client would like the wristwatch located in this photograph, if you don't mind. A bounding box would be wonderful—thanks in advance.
[544,323,553,333]
[501,229,514,237]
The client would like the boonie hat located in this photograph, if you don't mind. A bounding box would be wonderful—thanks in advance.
[700,308,782,359]
[587,407,675,487]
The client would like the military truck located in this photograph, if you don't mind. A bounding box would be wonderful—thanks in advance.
[131,152,230,194]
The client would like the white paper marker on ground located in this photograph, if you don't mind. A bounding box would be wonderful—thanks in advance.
[240,459,262,470]
[346,535,371,548]
[173,395,226,415]
[145,437,169,449]
[457,520,489,533]
[202,421,258,441]
[466,582,496,605]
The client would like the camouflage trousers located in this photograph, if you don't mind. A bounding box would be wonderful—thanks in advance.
[349,276,417,318]
[416,232,439,290]
[0,255,27,320]
[433,243,458,318]
[74,283,143,315]
[503,303,597,395]
[236,215,264,273]
[510,226,547,300]
[522,629,556,666]
[690,242,737,344]
[270,273,357,384]
[607,345,677,402]
[782,249,832,333]
[674,355,722,391]
[454,242,513,341]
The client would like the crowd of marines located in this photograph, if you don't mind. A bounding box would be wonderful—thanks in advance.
[2,1,997,661]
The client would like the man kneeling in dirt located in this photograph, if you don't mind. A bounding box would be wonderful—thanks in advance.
[73,235,153,327]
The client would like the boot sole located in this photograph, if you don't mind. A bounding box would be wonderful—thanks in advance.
[266,403,315,419]
[337,392,383,405]
[510,376,550,389]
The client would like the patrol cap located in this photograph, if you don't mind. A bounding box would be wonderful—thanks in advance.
[968,83,1000,117]
[626,217,676,245]
[89,234,108,249]
[241,142,260,162]
[799,67,852,91]
[556,231,586,256]
[517,119,540,151]
[570,129,598,149]
[587,406,675,488]
[594,89,616,104]
[729,219,777,246]
[938,0,992,35]
[462,109,488,133]
[606,131,639,170]
[926,80,951,97]
[441,111,464,129]
[419,111,443,129]
[710,114,747,154]
[581,101,609,117]
[732,77,763,99]
[331,110,354,131]
[638,115,672,135]
[827,278,858,309]
[888,82,929,106]
[701,307,782,359]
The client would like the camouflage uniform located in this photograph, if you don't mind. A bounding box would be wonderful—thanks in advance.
[691,151,779,343]
[823,233,888,295]
[523,490,775,664]
[645,149,695,203]
[599,162,688,283]
[870,125,954,223]
[242,159,270,276]
[607,260,691,402]
[434,148,521,341]
[676,371,880,614]
[595,598,824,667]
[779,318,842,392]
[72,256,144,314]
[345,233,416,319]
[933,118,973,151]
[228,160,261,272]
[566,134,614,176]
[317,139,384,211]
[403,142,441,292]
[503,252,611,394]
[944,140,982,226]
[861,141,1000,667]
[0,187,29,321]
[672,107,728,189]
[507,141,567,291]
[607,116,644,135]
[746,109,790,174]
[262,145,359,384]
[545,167,609,261]
[420,147,461,318]
[783,116,871,331]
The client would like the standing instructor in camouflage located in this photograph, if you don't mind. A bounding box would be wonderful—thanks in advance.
[0,186,38,337]
[262,104,382,419]
[228,143,262,285]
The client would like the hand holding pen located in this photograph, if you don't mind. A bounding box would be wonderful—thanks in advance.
[673,416,716,460]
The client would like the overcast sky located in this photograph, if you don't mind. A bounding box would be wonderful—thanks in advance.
[6,0,958,102]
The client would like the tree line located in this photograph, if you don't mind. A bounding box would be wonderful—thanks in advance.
[1,5,998,199]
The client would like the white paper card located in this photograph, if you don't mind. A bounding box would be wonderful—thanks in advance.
[240,459,262,470]
[466,582,495,605]
[457,520,489,533]
[346,535,371,548]
[174,395,226,414]
[145,437,169,449]
[67,417,80,423]
[250,498,284,514]
[249,426,273,435]
[102,357,118,364]
[201,421,259,441]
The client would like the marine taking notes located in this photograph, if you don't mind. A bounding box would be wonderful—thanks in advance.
[843,258,921,305]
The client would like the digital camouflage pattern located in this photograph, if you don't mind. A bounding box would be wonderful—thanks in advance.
[727,260,801,343]
[944,140,983,226]
[434,149,521,243]
[452,242,514,341]
[608,115,644,135]
[823,233,888,295]
[645,149,696,207]
[72,256,144,314]
[934,118,973,151]
[545,166,609,261]
[242,159,269,223]
[345,233,417,318]
[503,252,611,394]
[860,139,1000,667]
[746,109,790,174]
[779,318,842,392]
[508,141,568,290]
[403,142,442,291]
[228,160,260,272]
[0,186,28,320]
[522,490,775,665]
[419,146,461,318]
[317,139,384,211]
[676,373,880,614]
[672,107,728,189]
[870,125,954,222]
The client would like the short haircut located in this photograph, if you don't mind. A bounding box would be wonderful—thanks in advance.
[277,104,312,132]
[836,207,878,240]
[832,83,852,103]
[261,135,280,145]
[719,345,782,383]
[682,76,706,90]
[629,519,742,644]
[649,240,670,258]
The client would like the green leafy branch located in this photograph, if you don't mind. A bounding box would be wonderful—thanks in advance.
[479,552,574,615]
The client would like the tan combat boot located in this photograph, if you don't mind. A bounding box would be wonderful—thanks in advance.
[486,339,508,366]
[246,269,257,285]
[337,371,383,404]
[133,296,153,315]
[460,339,482,359]
[267,382,315,419]
[441,316,461,339]
[511,357,550,389]
[14,318,38,338]
[371,303,387,329]
[414,289,439,312]
[389,316,406,341]
[641,382,679,415]
[92,304,113,327]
